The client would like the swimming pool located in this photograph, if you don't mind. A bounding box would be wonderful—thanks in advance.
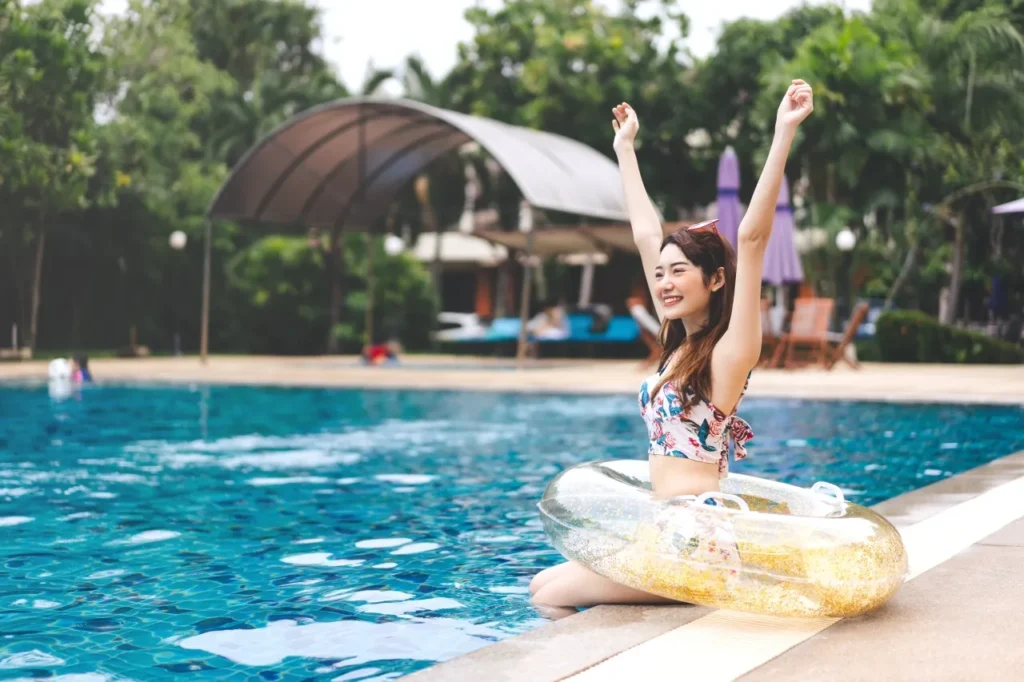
[1,383,1022,680]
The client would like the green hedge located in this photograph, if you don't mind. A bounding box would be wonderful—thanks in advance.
[875,311,1024,364]
[854,338,882,362]
[226,235,438,355]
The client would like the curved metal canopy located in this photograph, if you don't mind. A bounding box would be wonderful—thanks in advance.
[207,97,630,228]
[473,221,687,257]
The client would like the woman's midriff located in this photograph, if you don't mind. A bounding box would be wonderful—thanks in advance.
[649,454,720,500]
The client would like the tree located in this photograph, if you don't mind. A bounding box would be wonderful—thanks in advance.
[101,0,232,219]
[107,0,392,354]
[759,1,1024,323]
[873,0,1024,139]
[922,140,1024,324]
[226,234,437,354]
[399,54,449,104]
[188,0,357,168]
[871,0,1024,323]
[391,55,469,299]
[7,0,1024,354]
[306,63,405,353]
[90,0,231,349]
[188,0,327,88]
[759,16,931,209]
[692,4,843,202]
[0,0,106,351]
[445,0,698,214]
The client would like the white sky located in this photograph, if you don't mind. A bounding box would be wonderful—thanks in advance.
[100,0,871,93]
[319,0,871,93]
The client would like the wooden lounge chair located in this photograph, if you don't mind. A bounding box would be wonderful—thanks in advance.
[779,298,835,368]
[627,296,662,369]
[825,301,870,370]
[1,325,31,361]
[759,298,787,368]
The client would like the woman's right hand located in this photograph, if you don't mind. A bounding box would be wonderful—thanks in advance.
[775,79,814,133]
[612,102,639,154]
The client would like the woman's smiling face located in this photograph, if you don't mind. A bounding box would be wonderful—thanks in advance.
[654,243,717,321]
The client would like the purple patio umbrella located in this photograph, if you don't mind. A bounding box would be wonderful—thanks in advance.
[716,147,743,249]
[762,175,804,286]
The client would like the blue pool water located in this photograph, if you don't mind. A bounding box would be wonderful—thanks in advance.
[1,382,1022,680]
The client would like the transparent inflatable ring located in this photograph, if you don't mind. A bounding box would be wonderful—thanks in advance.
[539,460,909,617]
[696,491,751,512]
[811,481,846,506]
[667,492,750,512]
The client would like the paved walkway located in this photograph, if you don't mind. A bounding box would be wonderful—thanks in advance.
[3,355,1022,404]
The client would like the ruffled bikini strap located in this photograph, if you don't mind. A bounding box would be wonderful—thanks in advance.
[729,416,754,461]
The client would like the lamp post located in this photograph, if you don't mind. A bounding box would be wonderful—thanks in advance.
[169,230,187,356]
[836,227,856,252]
[515,201,535,363]
[365,234,406,351]
[384,234,405,257]
[835,227,856,324]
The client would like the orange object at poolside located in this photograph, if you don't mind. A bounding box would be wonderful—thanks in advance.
[364,344,393,364]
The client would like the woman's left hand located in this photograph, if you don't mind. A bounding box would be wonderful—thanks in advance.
[776,79,814,131]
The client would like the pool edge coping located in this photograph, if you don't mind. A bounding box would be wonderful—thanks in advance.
[3,374,1023,408]
[3,357,1023,407]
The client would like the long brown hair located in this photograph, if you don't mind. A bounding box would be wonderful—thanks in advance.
[651,222,737,411]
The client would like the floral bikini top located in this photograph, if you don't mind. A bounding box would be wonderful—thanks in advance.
[638,362,754,478]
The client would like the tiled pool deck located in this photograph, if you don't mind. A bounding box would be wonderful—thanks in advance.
[4,355,1023,680]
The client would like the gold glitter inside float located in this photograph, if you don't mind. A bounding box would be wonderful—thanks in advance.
[539,460,908,618]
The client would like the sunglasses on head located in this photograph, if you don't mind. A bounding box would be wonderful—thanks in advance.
[687,219,720,235]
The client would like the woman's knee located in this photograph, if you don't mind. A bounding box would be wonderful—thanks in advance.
[530,562,594,607]
[532,564,678,608]
[530,580,571,607]
[529,561,568,596]
[528,571,548,596]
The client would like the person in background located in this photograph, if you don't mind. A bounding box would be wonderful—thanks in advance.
[361,337,402,366]
[581,303,613,334]
[70,355,92,383]
[528,298,571,340]
[526,298,571,358]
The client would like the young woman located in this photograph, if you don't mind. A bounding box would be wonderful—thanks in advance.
[530,80,814,610]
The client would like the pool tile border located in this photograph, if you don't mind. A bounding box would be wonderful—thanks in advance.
[404,603,712,682]
[2,357,1023,406]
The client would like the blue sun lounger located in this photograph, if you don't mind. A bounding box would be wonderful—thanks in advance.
[473,314,640,344]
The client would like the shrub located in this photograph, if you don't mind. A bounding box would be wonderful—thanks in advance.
[227,235,437,354]
[854,338,881,362]
[875,310,1023,364]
